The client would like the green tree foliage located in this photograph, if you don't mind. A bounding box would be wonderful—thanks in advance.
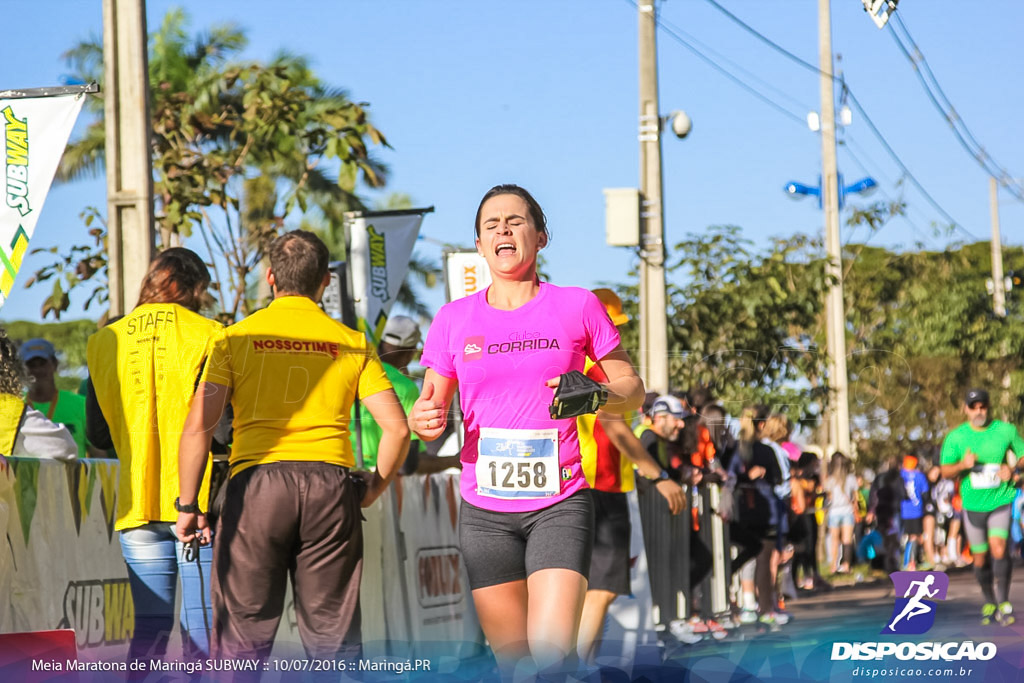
[612,219,1024,465]
[31,8,390,321]
[844,240,1024,465]
[615,225,834,426]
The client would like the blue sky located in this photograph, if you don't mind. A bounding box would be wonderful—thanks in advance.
[1,0,1022,324]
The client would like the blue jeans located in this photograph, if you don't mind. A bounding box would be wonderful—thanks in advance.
[119,522,213,661]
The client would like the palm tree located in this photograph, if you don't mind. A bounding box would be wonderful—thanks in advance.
[42,8,392,321]
[57,9,247,183]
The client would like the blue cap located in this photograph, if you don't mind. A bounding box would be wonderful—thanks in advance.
[19,338,57,363]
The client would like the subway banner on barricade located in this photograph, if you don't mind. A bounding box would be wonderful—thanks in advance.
[0,458,485,674]
[444,250,491,302]
[347,208,431,345]
[0,93,85,309]
[0,458,130,662]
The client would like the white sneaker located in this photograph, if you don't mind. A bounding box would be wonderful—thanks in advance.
[773,611,791,625]
[668,619,704,644]
[739,609,758,624]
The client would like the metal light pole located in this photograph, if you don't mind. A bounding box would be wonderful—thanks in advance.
[638,0,669,395]
[819,0,851,456]
[989,176,1007,318]
[103,0,154,316]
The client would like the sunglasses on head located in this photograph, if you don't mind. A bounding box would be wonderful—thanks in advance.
[967,402,989,411]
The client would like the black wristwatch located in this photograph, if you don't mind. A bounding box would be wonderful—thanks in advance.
[174,497,203,514]
[652,469,671,482]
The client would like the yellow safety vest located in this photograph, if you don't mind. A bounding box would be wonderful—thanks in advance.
[0,393,27,456]
[87,303,220,530]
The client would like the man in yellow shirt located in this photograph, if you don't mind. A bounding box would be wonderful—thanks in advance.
[176,230,410,661]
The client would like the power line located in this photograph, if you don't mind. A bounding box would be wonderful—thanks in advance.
[700,0,821,74]
[843,89,976,240]
[839,136,938,249]
[618,0,809,126]
[697,0,978,240]
[841,133,941,238]
[888,12,1024,202]
[656,12,811,114]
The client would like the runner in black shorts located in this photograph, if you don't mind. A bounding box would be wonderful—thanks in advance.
[411,185,646,679]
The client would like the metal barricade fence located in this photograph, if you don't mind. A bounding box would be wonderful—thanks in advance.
[636,478,732,627]
[635,476,689,626]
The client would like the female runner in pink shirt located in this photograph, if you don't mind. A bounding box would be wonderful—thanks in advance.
[411,184,645,679]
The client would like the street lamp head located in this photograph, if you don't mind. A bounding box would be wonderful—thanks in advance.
[843,177,878,197]
[666,110,692,139]
[784,181,819,199]
[806,111,821,132]
[840,105,853,127]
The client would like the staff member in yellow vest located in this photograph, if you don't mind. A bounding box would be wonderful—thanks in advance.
[20,338,102,458]
[576,289,684,663]
[0,327,76,459]
[86,248,222,663]
[176,230,410,662]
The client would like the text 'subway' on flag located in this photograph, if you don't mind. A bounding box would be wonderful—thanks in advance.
[347,208,432,344]
[0,93,85,309]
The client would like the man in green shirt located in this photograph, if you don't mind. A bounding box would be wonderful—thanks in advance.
[940,387,1024,626]
[351,316,422,472]
[20,338,101,459]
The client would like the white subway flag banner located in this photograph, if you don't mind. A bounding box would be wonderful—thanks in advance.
[0,94,85,309]
[348,211,425,343]
[444,250,491,302]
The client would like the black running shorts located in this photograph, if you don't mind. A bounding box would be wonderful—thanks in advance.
[459,489,595,590]
[902,516,924,537]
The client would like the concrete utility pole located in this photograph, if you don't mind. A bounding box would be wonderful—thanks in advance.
[989,176,1006,317]
[103,0,154,316]
[638,0,669,395]
[819,0,852,456]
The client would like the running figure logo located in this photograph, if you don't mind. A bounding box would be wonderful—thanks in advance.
[883,571,949,635]
[463,336,484,362]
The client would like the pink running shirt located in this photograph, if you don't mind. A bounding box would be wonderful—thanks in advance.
[420,283,622,512]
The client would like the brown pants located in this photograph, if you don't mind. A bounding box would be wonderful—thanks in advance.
[211,461,363,660]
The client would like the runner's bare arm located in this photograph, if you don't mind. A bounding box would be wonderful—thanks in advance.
[598,410,684,515]
[598,410,664,480]
[409,369,458,442]
[593,345,644,414]
[361,388,411,507]
[941,451,974,480]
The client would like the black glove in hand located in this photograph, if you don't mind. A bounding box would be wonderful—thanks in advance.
[549,370,608,419]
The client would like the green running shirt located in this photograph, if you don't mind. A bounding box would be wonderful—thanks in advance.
[940,420,1024,513]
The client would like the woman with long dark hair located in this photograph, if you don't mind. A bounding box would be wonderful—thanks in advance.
[726,406,787,627]
[86,247,222,663]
